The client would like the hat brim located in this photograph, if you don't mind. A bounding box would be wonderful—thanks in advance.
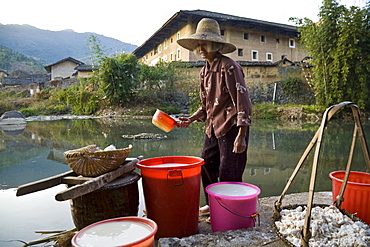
[177,38,236,54]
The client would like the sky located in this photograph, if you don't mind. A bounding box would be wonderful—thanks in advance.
[1,0,367,46]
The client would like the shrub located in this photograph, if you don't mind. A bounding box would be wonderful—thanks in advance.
[20,107,41,117]
[281,77,303,97]
[0,101,16,115]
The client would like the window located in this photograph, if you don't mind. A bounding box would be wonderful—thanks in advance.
[170,53,173,61]
[289,38,295,48]
[252,50,258,61]
[170,37,173,43]
[276,38,280,43]
[177,32,180,40]
[164,39,167,49]
[266,53,273,61]
[260,35,265,42]
[177,49,181,60]
[243,33,249,40]
[238,49,243,56]
[158,45,162,54]
[220,29,225,36]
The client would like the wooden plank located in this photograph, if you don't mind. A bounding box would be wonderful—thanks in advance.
[16,170,76,196]
[61,176,93,185]
[16,157,142,197]
[55,159,138,201]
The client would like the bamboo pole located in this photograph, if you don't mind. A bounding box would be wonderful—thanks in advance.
[273,101,370,246]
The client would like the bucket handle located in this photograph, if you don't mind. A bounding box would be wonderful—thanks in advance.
[167,170,184,187]
[215,197,260,226]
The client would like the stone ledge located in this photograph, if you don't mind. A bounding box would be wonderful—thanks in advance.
[158,192,332,247]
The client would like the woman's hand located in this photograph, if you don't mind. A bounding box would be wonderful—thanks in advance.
[233,126,247,153]
[177,117,194,128]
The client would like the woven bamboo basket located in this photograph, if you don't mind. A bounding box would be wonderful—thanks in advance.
[64,144,132,177]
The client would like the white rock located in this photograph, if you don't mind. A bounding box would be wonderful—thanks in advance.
[275,205,370,246]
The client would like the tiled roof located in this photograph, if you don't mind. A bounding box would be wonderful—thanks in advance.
[1,74,50,86]
[30,74,50,82]
[44,57,85,73]
[180,10,297,31]
[174,58,298,67]
[237,61,276,66]
[133,10,298,58]
[2,77,32,86]
[74,64,98,71]
[238,58,296,66]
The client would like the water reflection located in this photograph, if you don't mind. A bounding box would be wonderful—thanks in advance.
[0,117,369,245]
[0,123,26,136]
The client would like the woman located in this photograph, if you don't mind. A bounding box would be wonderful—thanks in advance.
[177,18,253,214]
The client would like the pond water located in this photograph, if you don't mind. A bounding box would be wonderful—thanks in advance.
[0,116,369,246]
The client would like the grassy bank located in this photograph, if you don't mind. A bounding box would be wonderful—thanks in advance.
[1,89,368,120]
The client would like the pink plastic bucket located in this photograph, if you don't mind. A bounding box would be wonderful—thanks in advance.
[71,216,157,247]
[329,171,370,224]
[206,182,261,232]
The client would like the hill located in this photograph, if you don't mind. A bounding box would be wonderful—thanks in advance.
[0,24,138,65]
[0,44,46,73]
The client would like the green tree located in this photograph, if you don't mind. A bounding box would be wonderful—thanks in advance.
[139,60,177,90]
[293,0,370,109]
[100,53,139,106]
[86,34,108,67]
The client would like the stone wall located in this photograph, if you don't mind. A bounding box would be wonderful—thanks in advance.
[1,65,315,106]
[44,77,78,89]
[176,65,315,105]
[248,81,315,105]
[255,66,314,104]
[0,77,79,95]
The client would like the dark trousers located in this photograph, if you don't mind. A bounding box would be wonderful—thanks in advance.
[201,125,249,204]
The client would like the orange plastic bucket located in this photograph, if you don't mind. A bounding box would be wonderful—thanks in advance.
[152,109,178,132]
[136,156,204,238]
[329,171,370,224]
[71,216,157,247]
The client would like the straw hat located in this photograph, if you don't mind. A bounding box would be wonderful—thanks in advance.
[177,18,236,54]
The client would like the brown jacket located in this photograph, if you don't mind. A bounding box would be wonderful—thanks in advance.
[191,53,252,138]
